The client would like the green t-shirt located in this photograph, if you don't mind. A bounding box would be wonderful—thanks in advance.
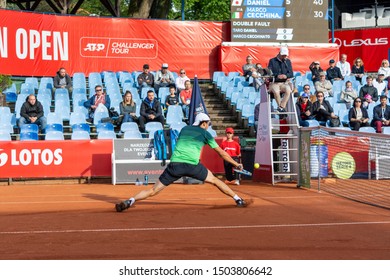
[170,126,218,165]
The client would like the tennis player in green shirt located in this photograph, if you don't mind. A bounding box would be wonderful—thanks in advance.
[116,113,248,212]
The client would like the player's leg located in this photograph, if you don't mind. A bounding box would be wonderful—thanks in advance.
[204,170,247,207]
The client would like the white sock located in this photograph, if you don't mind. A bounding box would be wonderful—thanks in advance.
[128,197,135,206]
[233,195,241,201]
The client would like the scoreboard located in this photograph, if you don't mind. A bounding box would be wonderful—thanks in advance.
[231,0,329,43]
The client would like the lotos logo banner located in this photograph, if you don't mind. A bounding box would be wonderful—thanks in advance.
[0,148,62,167]
[0,141,111,178]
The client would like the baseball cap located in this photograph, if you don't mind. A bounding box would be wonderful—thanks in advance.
[143,64,149,69]
[280,46,289,56]
[162,63,168,68]
[193,113,211,126]
[378,73,385,76]
[329,59,335,63]
[225,127,234,134]
[314,61,320,65]
[301,93,309,98]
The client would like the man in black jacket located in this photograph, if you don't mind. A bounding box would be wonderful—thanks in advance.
[326,59,343,83]
[53,67,72,93]
[18,94,47,132]
[372,95,390,133]
[268,46,293,115]
[139,90,164,133]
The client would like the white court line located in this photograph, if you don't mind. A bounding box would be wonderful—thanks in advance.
[1,221,390,235]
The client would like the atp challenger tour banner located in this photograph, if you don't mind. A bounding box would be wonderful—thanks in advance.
[0,9,228,79]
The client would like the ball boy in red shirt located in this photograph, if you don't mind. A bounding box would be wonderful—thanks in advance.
[220,127,241,185]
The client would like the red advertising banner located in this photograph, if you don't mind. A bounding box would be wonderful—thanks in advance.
[331,28,390,73]
[0,9,228,79]
[0,140,112,178]
[220,44,340,74]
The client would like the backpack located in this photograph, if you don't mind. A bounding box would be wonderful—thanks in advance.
[153,129,179,166]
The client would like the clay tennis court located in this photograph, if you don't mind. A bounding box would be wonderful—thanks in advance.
[0,180,390,260]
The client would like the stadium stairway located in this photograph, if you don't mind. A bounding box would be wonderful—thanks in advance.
[200,82,250,137]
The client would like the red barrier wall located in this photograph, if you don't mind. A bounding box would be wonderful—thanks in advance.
[0,9,228,79]
[0,140,112,178]
[220,45,340,75]
[331,28,390,73]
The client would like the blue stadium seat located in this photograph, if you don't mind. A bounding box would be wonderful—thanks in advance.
[120,122,140,133]
[96,122,114,133]
[212,71,225,84]
[25,77,39,90]
[72,123,90,133]
[45,123,63,133]
[71,130,90,140]
[47,112,62,125]
[123,130,143,139]
[45,131,64,140]
[39,77,54,90]
[97,130,116,139]
[359,127,376,133]
[69,112,87,126]
[20,123,39,133]
[145,122,163,133]
[20,131,39,141]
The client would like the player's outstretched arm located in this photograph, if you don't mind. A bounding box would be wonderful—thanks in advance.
[213,146,243,170]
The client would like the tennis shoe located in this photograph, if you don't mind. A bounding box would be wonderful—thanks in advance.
[115,200,131,212]
[235,199,247,208]
[235,180,240,185]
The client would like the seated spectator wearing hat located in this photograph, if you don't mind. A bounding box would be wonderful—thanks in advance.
[139,90,164,133]
[154,63,175,94]
[18,94,47,133]
[220,127,241,186]
[326,59,343,83]
[373,73,388,96]
[372,95,390,133]
[359,76,378,109]
[340,81,357,109]
[53,67,72,94]
[314,72,333,98]
[268,46,294,114]
[348,97,370,131]
[242,55,256,81]
[309,61,323,83]
[137,64,154,89]
[295,92,313,127]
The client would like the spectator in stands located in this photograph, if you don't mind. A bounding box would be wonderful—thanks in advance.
[120,90,137,124]
[249,63,272,91]
[326,59,343,83]
[83,85,111,122]
[139,90,164,133]
[53,67,72,93]
[165,85,179,108]
[378,59,390,79]
[348,97,370,131]
[295,92,313,127]
[311,91,338,126]
[359,76,378,109]
[137,64,154,88]
[302,84,316,103]
[309,61,323,83]
[18,94,47,132]
[351,57,365,84]
[373,73,388,96]
[180,80,192,118]
[340,81,357,109]
[154,63,174,94]
[175,69,190,93]
[268,46,293,115]
[315,72,333,97]
[372,95,390,133]
[336,54,351,79]
[242,55,255,81]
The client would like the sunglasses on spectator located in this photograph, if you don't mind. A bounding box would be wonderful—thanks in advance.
[95,89,102,92]
[180,72,186,74]
[304,88,310,90]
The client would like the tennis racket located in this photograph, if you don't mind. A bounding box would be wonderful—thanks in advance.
[233,168,252,176]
